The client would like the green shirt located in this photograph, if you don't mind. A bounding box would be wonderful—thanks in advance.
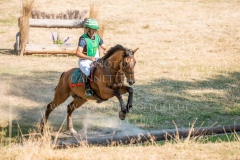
[81,34,100,57]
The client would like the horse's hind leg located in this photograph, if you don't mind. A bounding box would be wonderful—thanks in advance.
[67,98,87,135]
[40,89,69,133]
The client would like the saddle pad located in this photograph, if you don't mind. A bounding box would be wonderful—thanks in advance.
[70,68,84,87]
[70,61,97,87]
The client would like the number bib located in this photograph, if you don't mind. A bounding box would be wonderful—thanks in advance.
[81,34,100,57]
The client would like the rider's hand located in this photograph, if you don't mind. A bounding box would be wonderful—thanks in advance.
[103,50,108,55]
[89,57,96,61]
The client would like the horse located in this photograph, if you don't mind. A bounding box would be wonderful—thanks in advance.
[40,44,138,135]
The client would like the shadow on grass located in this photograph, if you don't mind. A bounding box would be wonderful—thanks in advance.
[1,70,70,137]
[0,49,16,55]
[128,72,240,130]
[1,69,240,137]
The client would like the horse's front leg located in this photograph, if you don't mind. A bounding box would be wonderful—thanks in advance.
[101,87,127,120]
[102,87,126,111]
[115,91,127,120]
[115,91,127,112]
[119,85,133,113]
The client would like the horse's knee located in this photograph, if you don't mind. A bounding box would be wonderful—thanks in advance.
[115,91,122,97]
[127,87,133,94]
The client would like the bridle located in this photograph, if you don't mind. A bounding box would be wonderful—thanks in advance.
[110,51,135,76]
[98,49,135,89]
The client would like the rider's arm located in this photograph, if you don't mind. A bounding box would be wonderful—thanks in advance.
[99,37,108,55]
[100,44,108,55]
[76,46,95,61]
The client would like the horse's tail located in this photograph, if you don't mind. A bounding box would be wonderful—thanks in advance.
[54,72,65,91]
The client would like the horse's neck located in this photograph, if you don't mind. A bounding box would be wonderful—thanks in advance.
[106,51,123,71]
[106,51,125,87]
[95,51,123,74]
[95,51,124,87]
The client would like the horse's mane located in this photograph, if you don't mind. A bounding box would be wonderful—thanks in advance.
[101,44,128,60]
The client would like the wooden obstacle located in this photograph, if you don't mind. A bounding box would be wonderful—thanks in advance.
[24,44,77,55]
[15,9,88,55]
[31,9,88,20]
[28,18,85,28]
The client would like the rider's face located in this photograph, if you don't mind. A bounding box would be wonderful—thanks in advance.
[88,28,97,37]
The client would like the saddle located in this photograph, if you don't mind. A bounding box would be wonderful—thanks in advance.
[70,61,97,87]
[70,60,108,102]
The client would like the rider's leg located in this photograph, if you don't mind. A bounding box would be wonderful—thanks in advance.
[83,73,93,98]
[78,59,93,98]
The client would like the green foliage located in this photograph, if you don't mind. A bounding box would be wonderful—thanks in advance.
[54,33,64,45]
[199,133,240,143]
[54,39,64,45]
[0,18,16,24]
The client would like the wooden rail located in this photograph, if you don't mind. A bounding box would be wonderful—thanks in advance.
[15,14,88,55]
[24,44,78,55]
[28,18,85,28]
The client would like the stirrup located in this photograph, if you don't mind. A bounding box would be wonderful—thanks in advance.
[85,89,93,98]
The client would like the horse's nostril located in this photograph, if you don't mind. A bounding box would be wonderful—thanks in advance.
[129,81,135,85]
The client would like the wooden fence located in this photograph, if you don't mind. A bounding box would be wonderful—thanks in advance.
[15,9,88,55]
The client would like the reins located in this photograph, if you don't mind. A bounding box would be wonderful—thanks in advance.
[108,53,135,75]
[97,51,134,90]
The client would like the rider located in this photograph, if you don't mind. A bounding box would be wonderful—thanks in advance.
[76,18,108,98]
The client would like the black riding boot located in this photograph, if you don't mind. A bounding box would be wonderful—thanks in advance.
[83,74,93,98]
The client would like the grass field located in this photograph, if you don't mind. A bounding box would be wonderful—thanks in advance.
[0,129,239,160]
[0,0,240,159]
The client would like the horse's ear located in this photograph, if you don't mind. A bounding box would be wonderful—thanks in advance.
[133,48,138,54]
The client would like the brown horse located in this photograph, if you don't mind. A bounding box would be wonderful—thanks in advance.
[40,45,138,135]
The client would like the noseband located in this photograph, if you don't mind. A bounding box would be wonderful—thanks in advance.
[111,51,135,75]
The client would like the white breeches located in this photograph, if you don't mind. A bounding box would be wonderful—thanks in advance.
[78,49,100,76]
[78,58,100,76]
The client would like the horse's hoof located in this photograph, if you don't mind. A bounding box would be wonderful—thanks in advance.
[119,111,126,120]
[97,100,103,103]
[70,128,77,135]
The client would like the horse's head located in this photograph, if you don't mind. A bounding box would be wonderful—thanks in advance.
[122,48,138,85]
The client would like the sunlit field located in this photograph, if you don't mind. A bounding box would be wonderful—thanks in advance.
[0,0,240,159]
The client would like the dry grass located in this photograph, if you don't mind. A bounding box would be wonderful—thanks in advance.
[0,123,240,160]
[0,0,239,129]
[97,22,106,56]
[89,1,99,20]
[1,0,240,158]
[0,0,240,129]
[89,0,104,36]
[19,0,35,56]
[89,1,106,56]
[1,141,240,160]
[142,24,149,29]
